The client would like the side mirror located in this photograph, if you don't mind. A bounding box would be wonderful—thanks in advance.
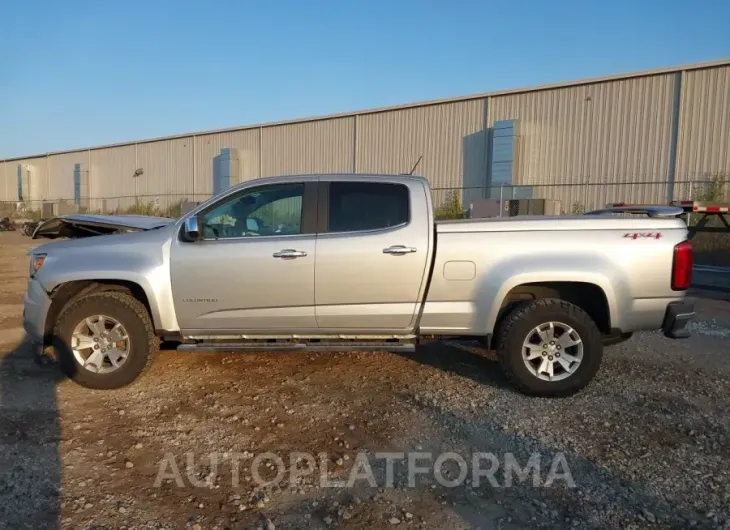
[184,216,201,241]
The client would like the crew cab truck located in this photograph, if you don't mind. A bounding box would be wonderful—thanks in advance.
[23,174,695,397]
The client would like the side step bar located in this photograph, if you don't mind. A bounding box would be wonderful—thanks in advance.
[177,341,416,354]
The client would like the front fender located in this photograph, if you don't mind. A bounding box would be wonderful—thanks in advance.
[41,269,175,332]
[34,230,179,332]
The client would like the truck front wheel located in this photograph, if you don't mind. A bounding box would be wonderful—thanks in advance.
[495,298,603,397]
[53,291,159,389]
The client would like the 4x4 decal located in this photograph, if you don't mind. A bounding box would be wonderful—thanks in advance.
[623,232,662,239]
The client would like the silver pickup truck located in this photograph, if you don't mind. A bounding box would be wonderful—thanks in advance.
[23,174,695,396]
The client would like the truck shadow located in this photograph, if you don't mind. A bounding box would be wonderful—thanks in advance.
[258,404,708,528]
[399,341,512,390]
[0,336,63,530]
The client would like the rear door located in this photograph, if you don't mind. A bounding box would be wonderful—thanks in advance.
[314,177,431,331]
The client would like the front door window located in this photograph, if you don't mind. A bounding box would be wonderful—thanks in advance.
[201,183,304,239]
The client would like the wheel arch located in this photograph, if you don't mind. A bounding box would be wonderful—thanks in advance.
[489,280,614,349]
[44,280,154,344]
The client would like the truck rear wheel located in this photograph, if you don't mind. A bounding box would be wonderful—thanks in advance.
[53,291,159,389]
[495,298,603,397]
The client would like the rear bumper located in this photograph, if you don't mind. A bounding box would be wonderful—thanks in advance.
[661,300,695,339]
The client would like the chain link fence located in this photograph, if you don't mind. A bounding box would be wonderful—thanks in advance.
[0,194,214,221]
[429,177,730,266]
[1,176,728,221]
[431,177,730,218]
[1,176,728,265]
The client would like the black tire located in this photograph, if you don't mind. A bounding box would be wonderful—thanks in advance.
[53,291,159,389]
[495,298,603,397]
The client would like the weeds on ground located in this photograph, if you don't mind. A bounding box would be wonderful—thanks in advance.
[694,174,728,203]
[100,198,188,218]
[434,191,464,220]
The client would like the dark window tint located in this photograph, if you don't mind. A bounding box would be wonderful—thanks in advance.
[328,182,409,232]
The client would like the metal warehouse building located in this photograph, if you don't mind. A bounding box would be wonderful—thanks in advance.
[2,59,729,215]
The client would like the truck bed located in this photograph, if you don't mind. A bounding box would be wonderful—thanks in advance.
[436,215,687,233]
[423,214,690,336]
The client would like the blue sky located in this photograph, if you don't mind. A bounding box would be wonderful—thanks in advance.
[1,0,728,158]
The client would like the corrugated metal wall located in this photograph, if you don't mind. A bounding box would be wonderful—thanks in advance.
[489,73,675,210]
[0,162,7,202]
[261,117,355,177]
[675,65,730,180]
[89,145,137,211]
[7,156,49,203]
[136,137,194,210]
[356,99,487,208]
[195,129,260,196]
[2,62,728,214]
[48,151,89,200]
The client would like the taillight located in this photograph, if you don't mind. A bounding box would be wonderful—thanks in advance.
[671,240,693,291]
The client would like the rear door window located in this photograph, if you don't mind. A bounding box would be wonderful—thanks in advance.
[327,182,409,233]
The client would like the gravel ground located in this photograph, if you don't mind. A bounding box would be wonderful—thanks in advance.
[0,232,729,530]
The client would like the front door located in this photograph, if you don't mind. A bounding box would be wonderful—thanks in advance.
[170,179,319,333]
[314,179,431,331]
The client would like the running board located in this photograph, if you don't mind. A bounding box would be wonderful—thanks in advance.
[176,342,416,354]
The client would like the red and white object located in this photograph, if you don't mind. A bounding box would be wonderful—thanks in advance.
[607,201,730,213]
[692,203,730,213]
[669,200,730,213]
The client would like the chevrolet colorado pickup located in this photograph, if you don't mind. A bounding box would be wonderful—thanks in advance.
[23,174,695,396]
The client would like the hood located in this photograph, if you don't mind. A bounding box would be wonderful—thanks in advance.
[30,221,175,255]
[32,213,175,239]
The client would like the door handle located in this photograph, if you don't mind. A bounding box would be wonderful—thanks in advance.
[273,249,307,258]
[383,245,417,255]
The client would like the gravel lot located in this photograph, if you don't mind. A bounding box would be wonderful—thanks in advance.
[1,231,729,530]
